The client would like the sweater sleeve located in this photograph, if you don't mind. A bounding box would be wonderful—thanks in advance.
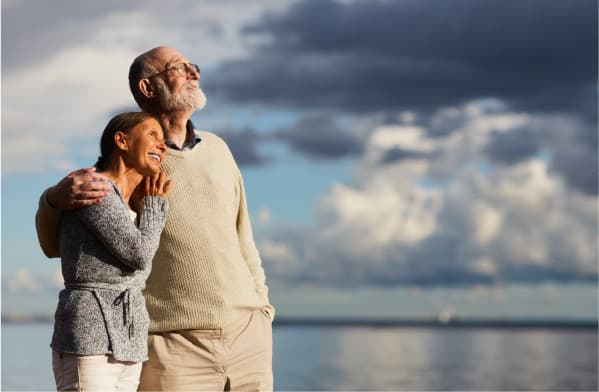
[236,170,276,321]
[74,189,169,271]
[35,189,62,258]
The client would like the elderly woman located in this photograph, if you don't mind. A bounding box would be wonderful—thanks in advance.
[49,112,172,391]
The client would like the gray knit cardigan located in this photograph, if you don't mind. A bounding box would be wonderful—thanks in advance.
[51,182,168,362]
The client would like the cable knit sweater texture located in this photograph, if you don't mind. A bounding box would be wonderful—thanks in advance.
[144,131,274,331]
[37,130,274,334]
[51,183,168,362]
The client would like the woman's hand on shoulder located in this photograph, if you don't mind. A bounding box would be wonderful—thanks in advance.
[144,171,173,197]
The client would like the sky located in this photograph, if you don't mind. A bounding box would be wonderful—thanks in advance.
[1,0,597,319]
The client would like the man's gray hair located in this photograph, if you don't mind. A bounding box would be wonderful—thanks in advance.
[128,54,159,112]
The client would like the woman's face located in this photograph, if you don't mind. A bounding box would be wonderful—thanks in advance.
[122,118,166,176]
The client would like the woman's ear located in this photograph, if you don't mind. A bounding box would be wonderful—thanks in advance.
[114,131,129,151]
[139,79,155,98]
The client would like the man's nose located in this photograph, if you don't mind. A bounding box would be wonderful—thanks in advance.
[188,68,200,80]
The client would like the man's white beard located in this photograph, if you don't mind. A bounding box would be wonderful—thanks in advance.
[156,79,207,112]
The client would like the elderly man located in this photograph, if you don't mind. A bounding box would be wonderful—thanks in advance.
[36,46,275,391]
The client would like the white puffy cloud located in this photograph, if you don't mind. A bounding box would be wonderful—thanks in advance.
[2,268,64,294]
[369,125,436,153]
[260,240,296,263]
[255,207,273,225]
[262,100,597,286]
[6,269,41,293]
[318,180,442,249]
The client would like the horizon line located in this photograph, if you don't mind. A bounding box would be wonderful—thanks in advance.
[3,314,597,329]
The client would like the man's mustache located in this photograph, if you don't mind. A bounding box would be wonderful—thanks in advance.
[185,81,200,90]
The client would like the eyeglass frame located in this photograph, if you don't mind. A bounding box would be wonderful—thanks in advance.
[146,63,200,79]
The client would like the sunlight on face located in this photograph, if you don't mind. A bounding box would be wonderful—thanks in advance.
[123,118,166,176]
[155,76,207,112]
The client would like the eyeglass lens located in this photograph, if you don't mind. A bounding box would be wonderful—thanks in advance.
[178,63,200,76]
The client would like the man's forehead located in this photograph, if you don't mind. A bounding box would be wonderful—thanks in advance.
[149,47,189,67]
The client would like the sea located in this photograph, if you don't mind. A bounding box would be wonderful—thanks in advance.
[2,323,597,391]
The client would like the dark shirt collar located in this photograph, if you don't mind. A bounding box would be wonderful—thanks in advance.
[165,120,202,150]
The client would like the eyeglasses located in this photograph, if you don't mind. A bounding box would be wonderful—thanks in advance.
[146,63,200,79]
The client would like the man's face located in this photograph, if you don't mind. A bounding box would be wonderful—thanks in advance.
[150,47,206,113]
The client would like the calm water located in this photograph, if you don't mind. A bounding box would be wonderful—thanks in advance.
[2,324,597,391]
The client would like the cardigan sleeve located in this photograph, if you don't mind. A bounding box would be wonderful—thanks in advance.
[235,170,276,321]
[35,189,62,258]
[74,187,169,271]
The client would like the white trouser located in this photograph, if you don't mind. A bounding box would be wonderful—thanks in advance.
[52,351,142,392]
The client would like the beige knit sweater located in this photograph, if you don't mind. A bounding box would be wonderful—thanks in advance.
[36,131,274,332]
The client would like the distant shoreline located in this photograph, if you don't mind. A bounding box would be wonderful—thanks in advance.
[272,318,598,329]
[3,314,597,329]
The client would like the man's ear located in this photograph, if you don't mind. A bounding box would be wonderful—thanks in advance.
[114,131,129,151]
[139,79,155,98]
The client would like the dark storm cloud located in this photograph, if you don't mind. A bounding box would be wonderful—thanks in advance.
[273,115,363,159]
[212,0,597,114]
[215,128,269,166]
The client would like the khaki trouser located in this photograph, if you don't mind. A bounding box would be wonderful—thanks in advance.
[139,309,273,391]
[52,351,142,391]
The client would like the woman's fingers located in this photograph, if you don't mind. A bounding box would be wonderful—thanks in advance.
[150,172,159,195]
[155,172,170,197]
[156,172,165,192]
[142,171,172,197]
[144,175,151,196]
[162,179,173,197]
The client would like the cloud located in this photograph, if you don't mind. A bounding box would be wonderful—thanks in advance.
[2,45,137,173]
[260,239,296,263]
[212,0,597,115]
[1,135,78,173]
[2,0,596,290]
[215,128,270,166]
[1,0,134,70]
[481,113,598,195]
[273,114,363,159]
[548,119,598,195]
[3,269,63,293]
[485,127,540,164]
[261,101,598,286]
[371,125,438,164]
[256,208,273,225]
[1,0,297,174]
[6,270,41,292]
[1,0,298,72]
